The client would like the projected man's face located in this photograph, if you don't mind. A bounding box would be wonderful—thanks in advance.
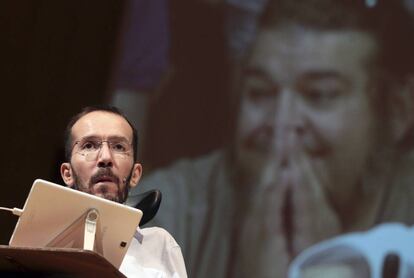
[60,111,142,203]
[234,25,381,205]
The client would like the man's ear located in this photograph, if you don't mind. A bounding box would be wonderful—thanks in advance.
[60,162,75,187]
[129,163,143,188]
[390,76,414,146]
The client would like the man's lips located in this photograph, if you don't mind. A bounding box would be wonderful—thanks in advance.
[92,177,119,195]
[95,176,116,184]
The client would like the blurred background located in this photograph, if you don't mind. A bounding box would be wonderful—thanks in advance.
[0,0,230,244]
[3,1,414,277]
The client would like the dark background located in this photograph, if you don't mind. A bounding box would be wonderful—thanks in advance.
[0,0,230,244]
[0,0,123,243]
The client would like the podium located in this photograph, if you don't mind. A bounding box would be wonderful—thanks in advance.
[0,245,126,277]
[3,208,126,277]
[4,208,125,277]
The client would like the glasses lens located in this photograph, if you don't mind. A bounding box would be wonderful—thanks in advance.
[84,151,99,161]
[83,151,129,161]
[75,139,131,161]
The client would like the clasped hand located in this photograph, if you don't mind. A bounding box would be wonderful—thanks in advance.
[239,142,341,278]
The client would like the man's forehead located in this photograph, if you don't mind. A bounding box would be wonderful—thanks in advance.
[71,111,133,141]
[247,25,378,81]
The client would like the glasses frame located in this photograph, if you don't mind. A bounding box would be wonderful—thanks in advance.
[72,138,133,161]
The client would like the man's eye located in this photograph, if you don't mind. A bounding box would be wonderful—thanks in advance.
[299,78,345,107]
[247,87,277,102]
[81,141,99,150]
[111,143,127,152]
[302,86,342,107]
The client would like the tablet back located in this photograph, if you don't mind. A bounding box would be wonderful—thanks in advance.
[9,179,142,268]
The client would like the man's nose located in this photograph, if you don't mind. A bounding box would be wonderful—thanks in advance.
[97,142,114,167]
[270,89,304,154]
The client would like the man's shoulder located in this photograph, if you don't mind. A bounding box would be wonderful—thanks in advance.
[139,226,180,247]
[134,227,184,264]
[138,149,227,190]
[124,227,186,277]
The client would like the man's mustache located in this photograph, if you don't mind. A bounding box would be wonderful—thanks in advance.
[90,168,120,185]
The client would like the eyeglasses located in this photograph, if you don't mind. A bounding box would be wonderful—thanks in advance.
[73,138,132,161]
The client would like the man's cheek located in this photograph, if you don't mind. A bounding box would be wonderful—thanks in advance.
[302,114,345,158]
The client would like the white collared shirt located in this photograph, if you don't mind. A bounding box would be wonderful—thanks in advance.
[119,227,187,278]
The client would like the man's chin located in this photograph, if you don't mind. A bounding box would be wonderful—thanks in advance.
[95,192,120,202]
[71,170,127,203]
[91,183,121,202]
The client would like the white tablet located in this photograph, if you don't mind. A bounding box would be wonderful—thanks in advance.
[9,179,143,268]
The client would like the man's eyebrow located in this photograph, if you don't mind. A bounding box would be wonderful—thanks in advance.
[76,135,130,142]
[300,70,350,85]
[107,135,131,142]
[75,135,100,142]
[242,67,273,84]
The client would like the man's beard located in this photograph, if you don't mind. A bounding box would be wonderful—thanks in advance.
[71,167,133,204]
